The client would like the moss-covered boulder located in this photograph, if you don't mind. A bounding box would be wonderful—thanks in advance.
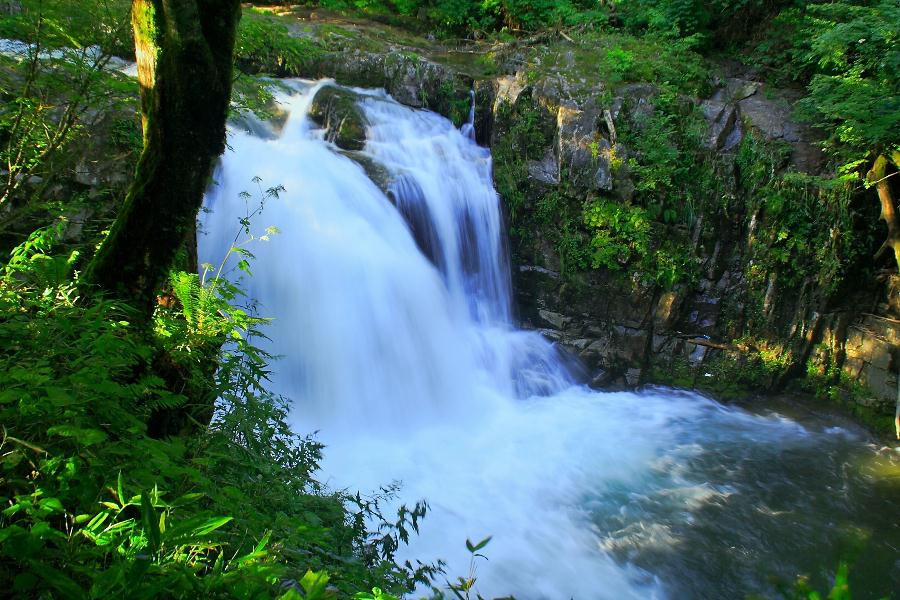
[308,86,367,151]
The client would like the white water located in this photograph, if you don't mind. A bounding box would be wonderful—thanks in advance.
[199,82,899,599]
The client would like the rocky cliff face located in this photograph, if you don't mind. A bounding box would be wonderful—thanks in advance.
[476,63,897,433]
[510,102,898,403]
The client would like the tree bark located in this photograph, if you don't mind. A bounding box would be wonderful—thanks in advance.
[82,0,241,311]
[869,152,900,272]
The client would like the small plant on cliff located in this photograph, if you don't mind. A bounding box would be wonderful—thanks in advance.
[583,199,651,271]
[582,199,697,288]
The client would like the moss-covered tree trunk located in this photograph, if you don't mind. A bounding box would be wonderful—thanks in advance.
[83,0,241,311]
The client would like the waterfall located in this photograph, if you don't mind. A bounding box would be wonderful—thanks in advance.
[199,81,900,599]
[460,89,477,141]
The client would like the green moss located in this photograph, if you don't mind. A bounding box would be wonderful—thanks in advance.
[307,86,368,151]
[132,1,157,50]
[737,132,868,302]
[230,74,280,120]
[802,352,896,436]
[650,349,782,400]
[492,97,574,269]
[517,31,710,102]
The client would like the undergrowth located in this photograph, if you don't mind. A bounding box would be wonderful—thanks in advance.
[0,205,436,598]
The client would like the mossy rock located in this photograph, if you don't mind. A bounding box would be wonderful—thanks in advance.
[308,86,367,151]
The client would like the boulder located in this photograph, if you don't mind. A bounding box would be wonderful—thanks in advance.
[308,86,367,151]
[700,99,740,151]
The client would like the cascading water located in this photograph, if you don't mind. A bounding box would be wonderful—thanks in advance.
[200,81,900,599]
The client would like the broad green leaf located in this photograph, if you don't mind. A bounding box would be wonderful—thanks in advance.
[46,425,107,446]
[299,569,329,598]
[465,535,491,553]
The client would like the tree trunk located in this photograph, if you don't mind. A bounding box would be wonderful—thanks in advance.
[82,0,241,311]
[869,152,900,272]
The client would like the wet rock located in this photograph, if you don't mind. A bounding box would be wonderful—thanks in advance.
[555,103,617,192]
[726,79,760,102]
[617,84,657,124]
[625,368,642,387]
[309,49,469,112]
[592,139,613,191]
[701,100,739,151]
[308,86,367,151]
[538,309,571,330]
[590,369,612,387]
[540,328,563,342]
[716,78,826,173]
[654,291,680,328]
[493,74,527,109]
[339,150,393,193]
[738,91,800,142]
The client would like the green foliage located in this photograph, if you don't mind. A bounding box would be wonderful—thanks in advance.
[235,9,325,75]
[493,61,707,288]
[309,0,605,32]
[491,98,553,227]
[577,85,709,288]
[736,132,867,299]
[354,586,401,600]
[109,115,142,154]
[783,561,862,600]
[583,199,650,270]
[0,0,133,57]
[604,48,635,75]
[491,99,597,279]
[618,86,712,218]
[230,75,282,120]
[582,199,697,288]
[802,348,895,435]
[751,1,899,166]
[616,0,794,49]
[0,201,435,598]
[798,1,900,158]
[0,40,138,208]
[441,537,492,600]
[653,335,802,401]
[0,2,139,242]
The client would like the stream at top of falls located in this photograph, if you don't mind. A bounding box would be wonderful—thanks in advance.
[199,80,900,599]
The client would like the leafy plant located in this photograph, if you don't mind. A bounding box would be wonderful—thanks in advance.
[0,188,436,598]
[583,199,651,270]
